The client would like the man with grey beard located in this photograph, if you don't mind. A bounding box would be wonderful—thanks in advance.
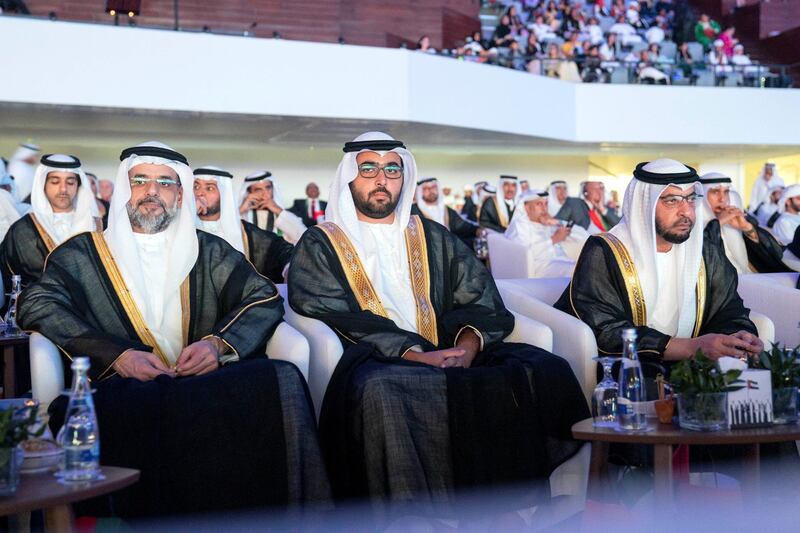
[19,142,329,518]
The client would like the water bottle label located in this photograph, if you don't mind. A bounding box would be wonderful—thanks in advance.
[618,397,634,414]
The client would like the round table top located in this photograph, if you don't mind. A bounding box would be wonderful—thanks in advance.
[0,466,140,516]
[572,417,800,445]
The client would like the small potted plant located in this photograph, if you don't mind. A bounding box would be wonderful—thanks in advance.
[751,344,800,425]
[0,404,44,496]
[671,351,745,431]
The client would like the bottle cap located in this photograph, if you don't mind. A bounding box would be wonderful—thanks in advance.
[71,356,90,372]
[622,328,637,341]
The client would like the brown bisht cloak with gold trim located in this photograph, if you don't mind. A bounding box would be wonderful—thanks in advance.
[288,215,588,522]
[554,233,757,365]
[19,229,330,517]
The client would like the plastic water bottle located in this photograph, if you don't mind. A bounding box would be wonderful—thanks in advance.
[59,357,100,482]
[3,275,22,336]
[617,328,648,431]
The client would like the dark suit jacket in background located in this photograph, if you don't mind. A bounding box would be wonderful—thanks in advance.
[555,197,620,231]
[289,198,328,227]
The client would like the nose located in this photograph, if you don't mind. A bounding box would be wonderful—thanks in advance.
[677,200,694,217]
[374,172,388,186]
[145,180,160,195]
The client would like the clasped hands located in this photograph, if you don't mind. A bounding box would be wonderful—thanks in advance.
[113,339,223,381]
[403,328,481,369]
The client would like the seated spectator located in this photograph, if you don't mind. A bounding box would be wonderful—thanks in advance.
[562,6,585,37]
[636,50,670,84]
[648,42,672,64]
[416,35,437,54]
[676,41,698,84]
[545,0,560,20]
[626,0,647,29]
[694,13,721,49]
[599,32,621,64]
[729,43,762,84]
[610,0,627,19]
[561,31,582,58]
[645,19,668,43]
[707,39,732,84]
[492,14,516,48]
[529,13,557,41]
[586,17,604,45]
[610,15,643,45]
[719,26,738,57]
[504,40,528,70]
[505,189,588,277]
[504,4,526,34]
[543,42,582,81]
[582,45,608,82]
[525,33,545,73]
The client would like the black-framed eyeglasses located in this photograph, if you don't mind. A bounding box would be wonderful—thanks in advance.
[358,163,404,180]
[659,193,702,209]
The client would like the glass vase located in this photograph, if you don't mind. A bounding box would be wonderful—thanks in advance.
[677,392,728,432]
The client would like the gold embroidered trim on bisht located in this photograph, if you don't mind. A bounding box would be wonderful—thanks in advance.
[180,278,190,348]
[90,232,171,367]
[692,259,707,338]
[317,222,389,319]
[597,233,647,327]
[29,213,57,253]
[240,224,250,258]
[404,215,438,345]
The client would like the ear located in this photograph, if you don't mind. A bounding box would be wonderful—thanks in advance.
[176,186,183,208]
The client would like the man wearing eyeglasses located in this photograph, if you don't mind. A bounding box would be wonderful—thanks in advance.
[0,153,100,289]
[289,132,588,520]
[19,141,329,516]
[556,158,762,364]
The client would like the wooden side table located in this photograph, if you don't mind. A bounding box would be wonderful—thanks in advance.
[0,466,139,532]
[572,418,800,504]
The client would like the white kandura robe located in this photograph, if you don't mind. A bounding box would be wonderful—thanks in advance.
[247,209,307,244]
[773,213,800,246]
[132,231,183,364]
[506,221,578,278]
[357,219,418,335]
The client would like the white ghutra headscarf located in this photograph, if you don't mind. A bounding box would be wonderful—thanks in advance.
[700,172,752,275]
[193,166,245,253]
[547,180,568,217]
[415,177,447,226]
[610,159,704,337]
[326,131,419,334]
[7,143,39,202]
[30,154,99,245]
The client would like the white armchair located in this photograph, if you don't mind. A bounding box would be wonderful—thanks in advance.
[496,277,598,403]
[487,232,529,279]
[277,284,343,417]
[738,273,800,348]
[30,319,311,407]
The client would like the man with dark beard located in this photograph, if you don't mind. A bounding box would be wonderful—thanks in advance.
[19,142,329,518]
[194,166,293,283]
[555,159,761,365]
[288,132,588,524]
